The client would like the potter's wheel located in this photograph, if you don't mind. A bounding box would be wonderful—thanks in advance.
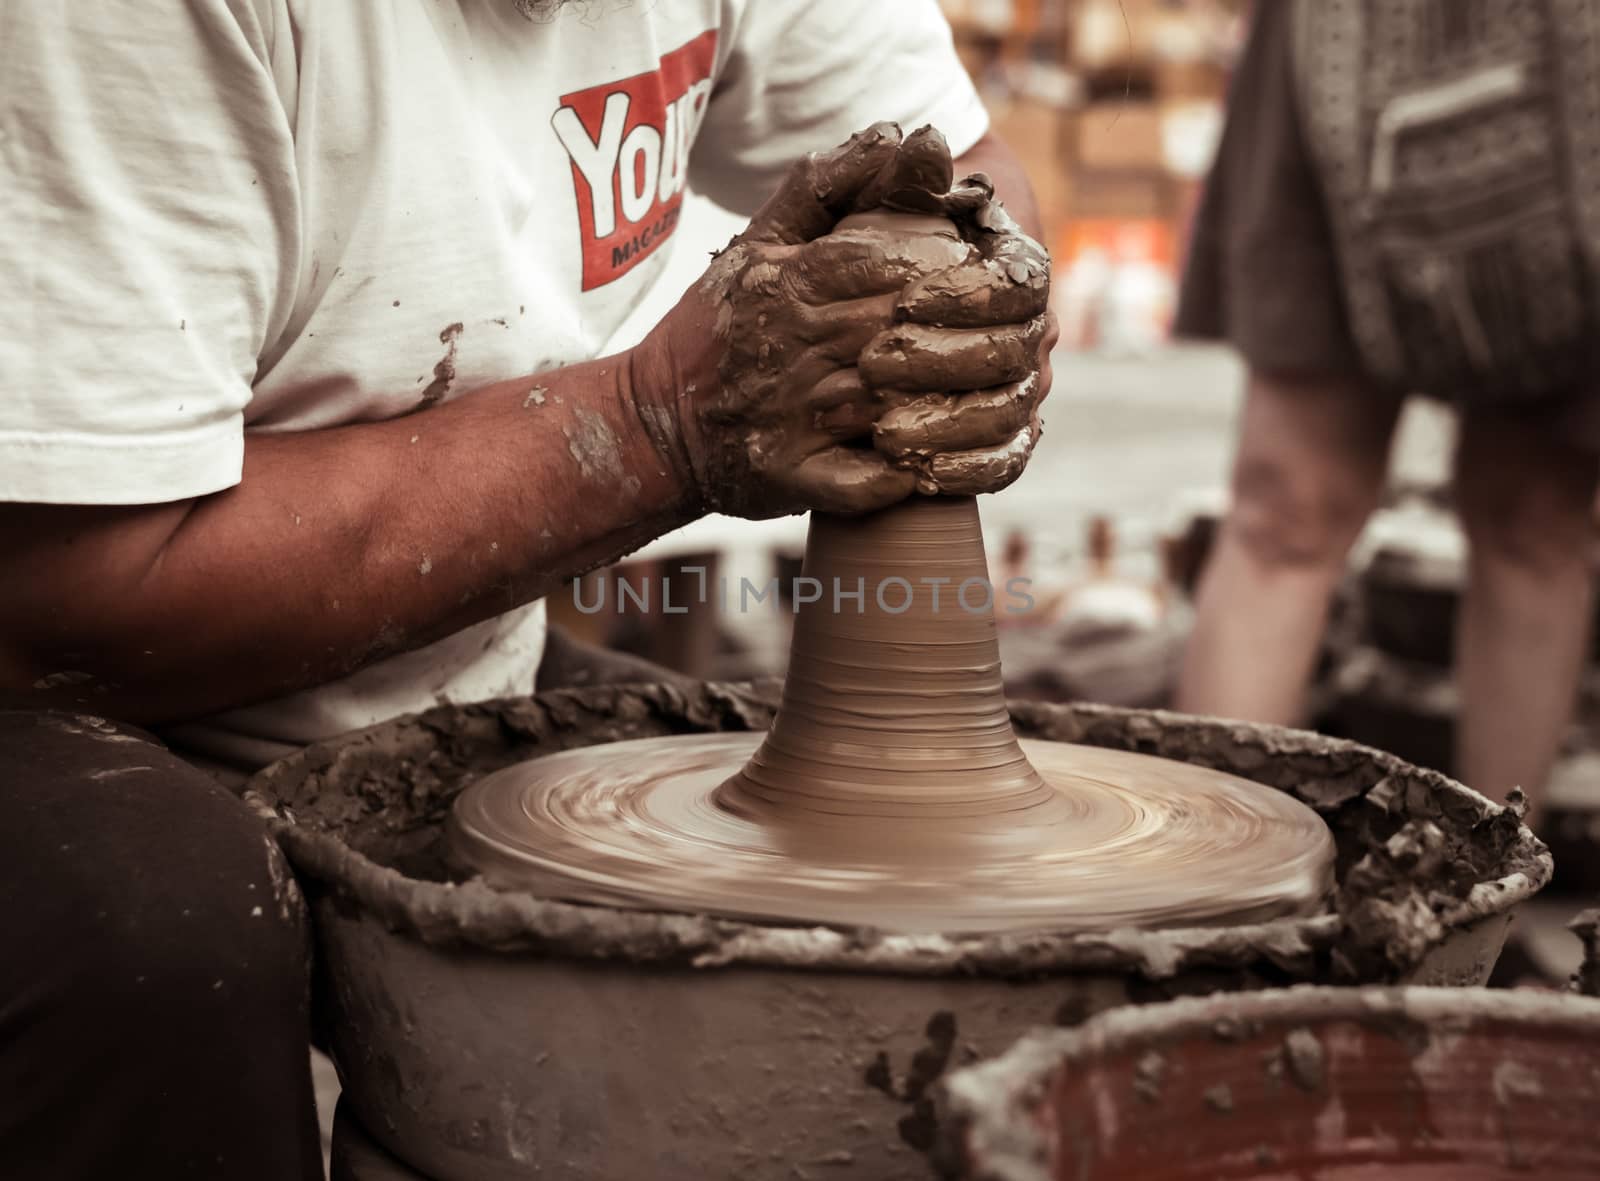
[449,731,1335,933]
[452,198,1337,937]
[449,496,1336,936]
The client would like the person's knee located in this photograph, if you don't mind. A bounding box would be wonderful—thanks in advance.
[1456,445,1599,578]
[0,715,320,1176]
[1226,448,1374,574]
[48,815,309,1040]
[0,713,311,1043]
[1220,371,1392,576]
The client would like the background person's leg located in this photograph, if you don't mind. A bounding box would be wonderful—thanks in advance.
[0,711,322,1181]
[1453,412,1600,821]
[1176,370,1401,725]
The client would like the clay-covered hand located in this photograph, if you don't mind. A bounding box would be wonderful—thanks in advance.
[633,124,967,520]
[860,171,1055,497]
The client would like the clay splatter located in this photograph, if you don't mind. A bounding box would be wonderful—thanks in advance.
[1204,1083,1234,1113]
[1133,1050,1166,1104]
[87,766,154,781]
[1212,1016,1255,1042]
[416,323,465,410]
[1054,996,1092,1028]
[635,403,676,453]
[33,671,94,690]
[38,714,145,744]
[903,1012,957,1102]
[563,408,627,483]
[894,1012,958,1151]
[1569,909,1600,997]
[1283,1028,1325,1092]
[863,1052,894,1096]
[262,834,302,923]
[419,556,433,576]
[1262,1047,1285,1085]
[1491,1060,1542,1105]
[523,386,548,408]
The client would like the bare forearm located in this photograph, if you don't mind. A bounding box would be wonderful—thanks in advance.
[955,130,1046,241]
[0,351,697,724]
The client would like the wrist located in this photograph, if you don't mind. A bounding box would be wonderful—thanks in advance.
[620,337,708,520]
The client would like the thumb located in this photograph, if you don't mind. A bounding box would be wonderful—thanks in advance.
[741,122,908,246]
[861,123,956,214]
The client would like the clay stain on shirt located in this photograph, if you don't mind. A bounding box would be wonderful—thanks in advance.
[415,322,465,410]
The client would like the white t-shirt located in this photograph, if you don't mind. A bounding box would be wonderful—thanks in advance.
[0,0,988,770]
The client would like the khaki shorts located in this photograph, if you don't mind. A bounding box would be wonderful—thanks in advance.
[1175,0,1600,451]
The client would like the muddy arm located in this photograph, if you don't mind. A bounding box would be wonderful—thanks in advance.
[0,354,696,727]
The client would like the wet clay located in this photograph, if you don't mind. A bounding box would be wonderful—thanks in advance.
[245,680,1545,975]
[449,497,1337,934]
[448,731,1334,933]
[678,125,1048,519]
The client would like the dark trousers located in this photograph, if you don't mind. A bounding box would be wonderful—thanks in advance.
[0,710,322,1180]
[0,629,686,1179]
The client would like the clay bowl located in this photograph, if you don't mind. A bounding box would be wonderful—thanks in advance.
[244,682,1549,1181]
[937,985,1600,1181]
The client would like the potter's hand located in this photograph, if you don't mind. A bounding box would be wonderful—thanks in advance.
[862,174,1054,497]
[633,124,974,520]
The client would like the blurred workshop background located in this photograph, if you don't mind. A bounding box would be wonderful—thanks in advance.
[560,0,1600,969]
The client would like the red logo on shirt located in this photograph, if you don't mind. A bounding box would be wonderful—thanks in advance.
[552,30,718,291]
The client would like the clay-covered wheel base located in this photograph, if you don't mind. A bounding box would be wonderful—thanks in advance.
[449,732,1336,933]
